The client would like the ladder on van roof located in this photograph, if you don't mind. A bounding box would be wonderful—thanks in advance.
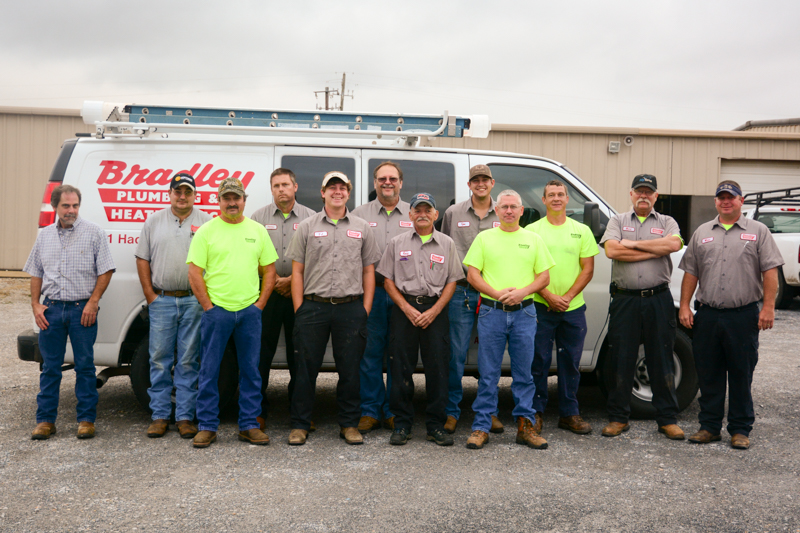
[82,101,490,145]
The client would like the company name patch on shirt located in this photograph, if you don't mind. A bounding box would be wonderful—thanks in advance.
[265,224,278,230]
[518,244,530,249]
[293,223,299,230]
[399,220,413,228]
[347,230,362,239]
[369,222,378,227]
[245,238,256,243]
[190,225,200,234]
[650,228,664,235]
[622,226,635,232]
[571,233,581,238]
[492,221,501,228]
[430,253,445,264]
[399,250,412,257]
[314,231,328,237]
[741,233,757,241]
[701,237,714,244]
[457,221,470,228]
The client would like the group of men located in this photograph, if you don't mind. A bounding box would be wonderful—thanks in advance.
[25,162,782,451]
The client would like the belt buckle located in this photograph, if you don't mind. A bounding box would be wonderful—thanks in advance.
[415,295,424,304]
[329,297,339,305]
[502,303,513,312]
[641,289,653,297]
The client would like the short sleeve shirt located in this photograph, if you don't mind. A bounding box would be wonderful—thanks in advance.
[186,217,278,312]
[528,217,599,311]
[285,209,382,298]
[600,209,681,290]
[351,199,413,253]
[134,207,212,291]
[250,201,316,277]
[376,229,465,297]
[463,227,555,301]
[24,217,116,301]
[441,197,500,275]
[679,215,784,308]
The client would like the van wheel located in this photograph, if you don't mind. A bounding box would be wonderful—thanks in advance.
[776,268,796,310]
[597,329,698,419]
[129,334,240,417]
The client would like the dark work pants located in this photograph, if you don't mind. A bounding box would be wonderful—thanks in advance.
[258,292,296,419]
[290,299,368,431]
[388,300,450,433]
[606,290,679,426]
[692,302,759,437]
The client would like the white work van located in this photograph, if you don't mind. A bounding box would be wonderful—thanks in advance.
[17,101,698,418]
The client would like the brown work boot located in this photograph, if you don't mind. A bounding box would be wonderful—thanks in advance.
[658,424,685,440]
[357,416,381,434]
[340,427,364,445]
[490,415,504,434]
[383,416,395,430]
[444,416,458,434]
[466,430,489,449]
[532,413,543,435]
[309,420,316,433]
[77,422,95,439]
[558,415,592,435]
[176,420,198,439]
[601,421,630,437]
[288,429,308,446]
[688,429,721,444]
[730,434,750,450]
[147,419,169,438]
[257,416,266,431]
[238,428,270,445]
[31,422,56,440]
[193,430,217,448]
[516,417,548,449]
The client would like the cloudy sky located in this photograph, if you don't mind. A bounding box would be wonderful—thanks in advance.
[2,1,798,131]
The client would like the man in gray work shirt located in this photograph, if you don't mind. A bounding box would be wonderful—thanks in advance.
[136,173,211,439]
[250,168,315,429]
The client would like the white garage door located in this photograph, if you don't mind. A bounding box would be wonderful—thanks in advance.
[720,160,800,195]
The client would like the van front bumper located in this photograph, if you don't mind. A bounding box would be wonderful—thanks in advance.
[17,329,41,363]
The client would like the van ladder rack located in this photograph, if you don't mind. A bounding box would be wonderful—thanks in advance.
[743,187,800,218]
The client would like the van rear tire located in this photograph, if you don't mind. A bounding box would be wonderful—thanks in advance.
[776,268,796,310]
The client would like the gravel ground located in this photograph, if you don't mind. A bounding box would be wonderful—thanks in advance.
[1,278,799,532]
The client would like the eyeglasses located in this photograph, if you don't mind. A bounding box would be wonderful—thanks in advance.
[376,177,400,183]
[497,205,521,211]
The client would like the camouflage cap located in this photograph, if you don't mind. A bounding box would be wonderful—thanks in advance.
[218,177,246,198]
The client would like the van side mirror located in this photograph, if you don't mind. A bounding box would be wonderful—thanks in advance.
[584,202,605,240]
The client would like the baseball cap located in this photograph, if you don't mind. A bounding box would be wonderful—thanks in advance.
[170,172,196,191]
[218,177,246,198]
[321,171,351,188]
[410,192,436,209]
[631,174,657,191]
[469,164,493,181]
[715,182,743,197]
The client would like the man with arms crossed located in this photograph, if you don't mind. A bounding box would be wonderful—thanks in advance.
[679,181,783,450]
[136,173,211,439]
[352,161,412,434]
[528,180,598,435]
[377,193,464,446]
[599,174,685,440]
[187,177,278,448]
[463,190,554,450]
[441,164,501,435]
[26,185,115,440]
[250,168,315,430]
[286,171,381,446]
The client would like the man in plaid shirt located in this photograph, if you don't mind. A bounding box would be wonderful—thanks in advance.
[24,184,115,440]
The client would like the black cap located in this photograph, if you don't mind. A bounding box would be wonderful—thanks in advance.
[170,172,197,191]
[410,192,436,209]
[631,174,657,191]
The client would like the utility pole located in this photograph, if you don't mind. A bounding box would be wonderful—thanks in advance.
[314,86,339,111]
[314,73,353,111]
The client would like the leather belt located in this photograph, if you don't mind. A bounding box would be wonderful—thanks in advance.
[402,293,439,305]
[696,301,759,312]
[481,298,534,312]
[611,282,669,298]
[153,288,193,298]
[304,294,362,304]
[456,280,471,288]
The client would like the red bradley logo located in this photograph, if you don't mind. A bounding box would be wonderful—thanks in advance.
[430,253,445,264]
[347,230,362,239]
[650,228,664,235]
[399,220,413,228]
[741,233,757,241]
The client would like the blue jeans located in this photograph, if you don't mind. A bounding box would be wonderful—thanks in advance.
[147,294,203,422]
[196,304,262,432]
[472,302,538,433]
[532,303,588,417]
[446,284,480,419]
[37,299,98,424]
[359,286,393,419]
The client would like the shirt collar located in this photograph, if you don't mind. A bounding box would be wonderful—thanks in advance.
[57,216,82,230]
[379,200,406,216]
[711,214,748,230]
[323,207,350,225]
[467,196,497,214]
[413,228,439,243]
[628,209,656,221]
[271,202,297,218]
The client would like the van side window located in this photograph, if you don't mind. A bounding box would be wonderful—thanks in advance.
[366,159,455,225]
[488,164,590,227]
[280,156,356,211]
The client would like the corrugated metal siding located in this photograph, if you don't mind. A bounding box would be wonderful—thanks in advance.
[0,111,93,270]
[742,125,800,133]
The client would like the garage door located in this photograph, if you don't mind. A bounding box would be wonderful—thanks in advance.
[720,160,800,195]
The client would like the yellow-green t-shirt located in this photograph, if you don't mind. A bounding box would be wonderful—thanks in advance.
[721,223,733,231]
[463,227,555,300]
[527,217,599,311]
[419,233,432,243]
[186,216,278,311]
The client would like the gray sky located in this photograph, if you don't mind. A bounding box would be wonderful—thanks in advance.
[2,1,798,130]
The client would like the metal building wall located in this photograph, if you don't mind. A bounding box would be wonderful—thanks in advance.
[0,108,94,270]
